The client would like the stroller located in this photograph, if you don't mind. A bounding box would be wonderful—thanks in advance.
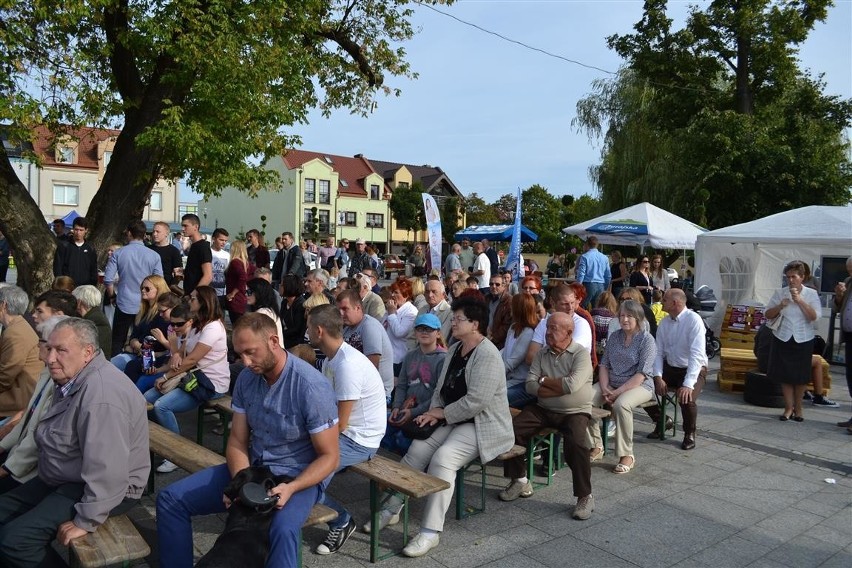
[692,285,721,359]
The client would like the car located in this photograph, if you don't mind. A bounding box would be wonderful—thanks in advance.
[666,267,679,282]
[267,249,317,271]
[382,254,405,278]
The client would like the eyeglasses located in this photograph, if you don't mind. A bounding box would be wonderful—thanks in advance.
[245,290,254,296]
[490,282,503,287]
[522,286,539,291]
[451,316,471,323]
[641,260,650,264]
[158,307,169,314]
[189,295,199,301]
[415,326,436,333]
[619,314,636,319]
[141,286,153,292]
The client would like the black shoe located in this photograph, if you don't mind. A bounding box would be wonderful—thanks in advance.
[802,391,813,401]
[791,414,804,422]
[646,417,674,439]
[316,518,356,555]
[681,435,696,451]
[779,414,791,422]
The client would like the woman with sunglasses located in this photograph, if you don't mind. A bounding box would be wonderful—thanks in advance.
[132,304,193,393]
[122,292,182,387]
[110,275,170,371]
[629,255,655,305]
[147,286,230,473]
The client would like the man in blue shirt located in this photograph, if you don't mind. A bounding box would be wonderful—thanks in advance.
[574,236,611,309]
[103,220,163,356]
[155,313,339,568]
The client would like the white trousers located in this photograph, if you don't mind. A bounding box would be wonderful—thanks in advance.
[587,383,653,459]
[391,423,479,532]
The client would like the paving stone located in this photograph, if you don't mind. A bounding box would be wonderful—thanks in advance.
[764,534,841,568]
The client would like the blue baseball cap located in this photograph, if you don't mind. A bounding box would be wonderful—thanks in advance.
[414,313,441,330]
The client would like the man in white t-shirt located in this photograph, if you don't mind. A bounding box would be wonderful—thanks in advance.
[307,304,386,556]
[210,228,230,312]
[526,284,593,366]
[337,289,394,398]
[472,241,491,293]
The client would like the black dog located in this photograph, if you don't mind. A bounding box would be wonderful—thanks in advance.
[195,466,279,568]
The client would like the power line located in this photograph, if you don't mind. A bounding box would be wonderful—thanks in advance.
[416,1,616,75]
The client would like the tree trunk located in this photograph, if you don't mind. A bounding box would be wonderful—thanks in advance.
[0,144,57,295]
[733,1,754,115]
[84,111,161,266]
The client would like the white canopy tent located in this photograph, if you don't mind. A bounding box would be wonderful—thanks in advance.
[695,205,852,310]
[562,202,707,249]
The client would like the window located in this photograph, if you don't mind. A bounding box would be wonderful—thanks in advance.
[366,213,384,228]
[397,181,409,189]
[338,211,356,226]
[57,146,75,164]
[370,184,380,200]
[303,209,313,223]
[719,256,754,305]
[318,210,330,233]
[149,191,163,211]
[179,204,198,218]
[318,180,330,204]
[53,183,79,206]
[103,151,112,169]
[304,178,315,202]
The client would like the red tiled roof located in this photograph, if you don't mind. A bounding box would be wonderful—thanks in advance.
[32,125,120,170]
[282,149,388,197]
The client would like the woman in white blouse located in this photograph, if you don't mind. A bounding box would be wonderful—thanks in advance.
[764,260,822,422]
[384,277,419,377]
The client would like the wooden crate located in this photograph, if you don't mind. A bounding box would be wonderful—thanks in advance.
[719,305,761,349]
[718,376,747,393]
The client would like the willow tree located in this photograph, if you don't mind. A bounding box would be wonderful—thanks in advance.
[0,0,450,292]
[574,0,851,228]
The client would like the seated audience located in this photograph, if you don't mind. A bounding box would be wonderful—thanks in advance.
[0,286,42,434]
[72,285,112,355]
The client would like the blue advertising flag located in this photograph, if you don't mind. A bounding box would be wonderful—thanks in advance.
[504,189,522,283]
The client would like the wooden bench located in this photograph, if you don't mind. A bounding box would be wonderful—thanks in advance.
[69,514,150,568]
[196,395,234,453]
[148,421,337,567]
[348,454,450,563]
[719,347,831,394]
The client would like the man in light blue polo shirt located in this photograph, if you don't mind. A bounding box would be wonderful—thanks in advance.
[103,220,162,357]
[156,313,339,568]
[574,236,611,309]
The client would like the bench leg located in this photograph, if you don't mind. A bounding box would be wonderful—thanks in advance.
[454,461,486,520]
[367,482,410,562]
[657,393,679,440]
[196,406,205,446]
[601,417,610,456]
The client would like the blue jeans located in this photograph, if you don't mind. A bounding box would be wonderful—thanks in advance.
[156,463,321,568]
[145,387,222,435]
[583,282,606,310]
[111,352,135,372]
[136,372,163,394]
[320,435,376,529]
[380,424,413,456]
[507,383,537,409]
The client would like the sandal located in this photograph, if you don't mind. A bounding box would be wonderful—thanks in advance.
[613,457,635,474]
[590,447,604,462]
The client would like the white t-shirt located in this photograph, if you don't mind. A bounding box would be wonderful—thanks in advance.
[473,253,491,289]
[532,313,593,354]
[186,320,230,392]
[322,342,387,449]
[211,248,230,297]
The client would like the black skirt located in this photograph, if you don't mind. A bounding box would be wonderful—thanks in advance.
[766,334,813,385]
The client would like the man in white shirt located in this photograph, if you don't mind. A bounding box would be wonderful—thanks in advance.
[307,305,386,555]
[210,228,230,312]
[650,288,708,450]
[472,241,491,293]
[336,289,394,398]
[526,284,593,366]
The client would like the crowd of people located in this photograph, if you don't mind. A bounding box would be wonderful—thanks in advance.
[0,214,849,566]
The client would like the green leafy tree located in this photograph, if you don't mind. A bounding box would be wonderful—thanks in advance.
[0,0,451,292]
[520,185,565,253]
[574,0,851,229]
[462,192,499,226]
[439,196,461,243]
[388,181,426,239]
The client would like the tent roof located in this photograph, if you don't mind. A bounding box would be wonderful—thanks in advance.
[455,224,538,242]
[696,205,852,246]
[562,202,707,249]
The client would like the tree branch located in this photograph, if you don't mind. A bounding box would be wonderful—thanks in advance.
[318,28,381,87]
[102,0,144,104]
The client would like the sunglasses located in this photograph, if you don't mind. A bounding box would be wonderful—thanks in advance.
[246,289,254,296]
[171,320,187,326]
[141,286,153,292]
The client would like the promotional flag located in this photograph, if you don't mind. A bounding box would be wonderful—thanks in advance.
[504,189,522,283]
[422,193,442,274]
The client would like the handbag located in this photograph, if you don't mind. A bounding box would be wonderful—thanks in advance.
[158,352,226,397]
[400,419,445,441]
[765,314,783,332]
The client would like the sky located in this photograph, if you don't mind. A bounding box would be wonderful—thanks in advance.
[185,0,852,205]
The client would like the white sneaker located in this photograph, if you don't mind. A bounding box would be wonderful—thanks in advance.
[157,460,179,473]
[363,509,401,534]
[402,532,440,558]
